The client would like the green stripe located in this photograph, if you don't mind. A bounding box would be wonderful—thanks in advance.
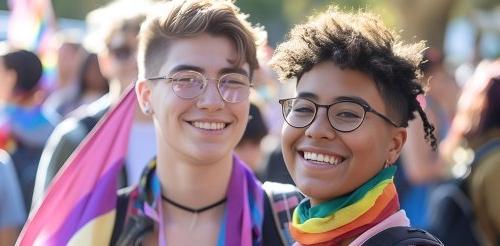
[298,165,396,222]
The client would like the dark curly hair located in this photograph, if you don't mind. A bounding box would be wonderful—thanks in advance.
[271,7,437,150]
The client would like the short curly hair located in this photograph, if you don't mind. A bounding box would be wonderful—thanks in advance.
[271,7,437,150]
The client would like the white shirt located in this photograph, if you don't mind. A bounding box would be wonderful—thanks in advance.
[126,122,156,185]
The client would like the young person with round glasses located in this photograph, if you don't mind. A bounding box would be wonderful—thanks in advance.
[112,1,302,245]
[271,7,443,245]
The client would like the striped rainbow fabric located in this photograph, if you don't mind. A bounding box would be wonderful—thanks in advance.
[290,166,399,245]
[17,86,137,245]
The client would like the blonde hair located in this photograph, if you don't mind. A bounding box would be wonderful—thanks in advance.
[137,0,266,79]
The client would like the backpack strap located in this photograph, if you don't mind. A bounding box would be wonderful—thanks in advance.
[262,181,304,246]
[363,226,444,246]
[110,187,134,245]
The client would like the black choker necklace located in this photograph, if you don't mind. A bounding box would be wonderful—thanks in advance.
[161,195,227,214]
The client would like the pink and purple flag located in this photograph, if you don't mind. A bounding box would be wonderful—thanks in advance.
[17,86,137,245]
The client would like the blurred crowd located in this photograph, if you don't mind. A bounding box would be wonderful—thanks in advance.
[1,0,499,245]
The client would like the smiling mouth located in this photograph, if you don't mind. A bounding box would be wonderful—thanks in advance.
[300,151,345,165]
[189,121,228,130]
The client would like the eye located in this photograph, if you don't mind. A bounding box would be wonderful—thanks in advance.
[290,100,314,113]
[174,77,203,88]
[336,111,362,118]
[293,106,314,113]
[219,74,249,88]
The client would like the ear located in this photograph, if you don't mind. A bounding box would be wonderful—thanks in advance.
[386,127,407,165]
[135,79,153,115]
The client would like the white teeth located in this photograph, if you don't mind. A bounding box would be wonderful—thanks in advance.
[193,121,226,130]
[303,151,342,165]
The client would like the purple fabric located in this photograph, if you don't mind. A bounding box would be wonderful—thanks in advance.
[225,156,264,245]
[46,159,122,244]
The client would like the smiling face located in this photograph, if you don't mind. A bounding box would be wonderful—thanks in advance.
[281,61,406,205]
[137,33,250,166]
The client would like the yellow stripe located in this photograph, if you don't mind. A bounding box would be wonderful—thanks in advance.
[67,210,116,245]
[293,180,392,233]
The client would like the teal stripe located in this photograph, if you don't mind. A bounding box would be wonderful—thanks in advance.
[217,209,227,246]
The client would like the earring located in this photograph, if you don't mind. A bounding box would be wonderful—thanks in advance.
[384,160,390,168]
[143,104,152,114]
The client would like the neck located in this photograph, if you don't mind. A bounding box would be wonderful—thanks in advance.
[156,151,233,212]
[108,79,123,104]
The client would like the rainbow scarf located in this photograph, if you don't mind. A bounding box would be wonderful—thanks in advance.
[291,166,399,245]
[133,156,265,245]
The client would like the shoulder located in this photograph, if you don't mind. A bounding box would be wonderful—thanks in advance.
[0,150,14,180]
[363,226,444,246]
[262,181,303,207]
[49,103,109,144]
[262,182,304,246]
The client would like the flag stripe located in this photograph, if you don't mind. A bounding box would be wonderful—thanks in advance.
[67,210,116,245]
[46,159,122,244]
[18,86,137,245]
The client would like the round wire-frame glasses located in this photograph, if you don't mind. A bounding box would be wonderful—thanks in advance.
[279,97,400,132]
[147,70,252,103]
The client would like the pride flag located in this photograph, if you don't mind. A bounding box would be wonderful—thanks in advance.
[17,86,137,245]
[7,0,58,90]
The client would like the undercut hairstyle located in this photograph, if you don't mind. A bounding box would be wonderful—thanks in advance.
[271,7,437,150]
[137,0,266,79]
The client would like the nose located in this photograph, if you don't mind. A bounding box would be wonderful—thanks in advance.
[195,79,224,112]
[305,107,336,140]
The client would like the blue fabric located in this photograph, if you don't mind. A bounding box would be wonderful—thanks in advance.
[0,150,26,227]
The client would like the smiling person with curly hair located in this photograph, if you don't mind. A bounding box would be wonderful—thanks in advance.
[271,7,442,245]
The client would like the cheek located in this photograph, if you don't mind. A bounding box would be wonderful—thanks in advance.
[281,124,302,165]
[346,125,388,165]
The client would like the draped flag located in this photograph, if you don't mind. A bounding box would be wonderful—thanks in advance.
[7,0,58,90]
[17,86,137,245]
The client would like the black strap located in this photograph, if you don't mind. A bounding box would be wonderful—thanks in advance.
[263,192,284,245]
[363,226,443,246]
[110,188,132,245]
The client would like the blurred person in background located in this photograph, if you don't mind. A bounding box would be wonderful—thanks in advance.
[43,31,87,118]
[430,60,500,246]
[396,48,460,228]
[251,44,295,185]
[235,102,269,177]
[0,149,26,246]
[59,53,109,116]
[0,48,59,212]
[31,0,155,208]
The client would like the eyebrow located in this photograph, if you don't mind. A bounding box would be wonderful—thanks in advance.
[169,65,249,77]
[296,92,370,106]
[169,65,204,74]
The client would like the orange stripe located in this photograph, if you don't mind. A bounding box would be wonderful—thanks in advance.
[291,183,398,245]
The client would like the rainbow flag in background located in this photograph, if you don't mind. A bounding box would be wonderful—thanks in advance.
[17,86,137,245]
[7,0,58,90]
